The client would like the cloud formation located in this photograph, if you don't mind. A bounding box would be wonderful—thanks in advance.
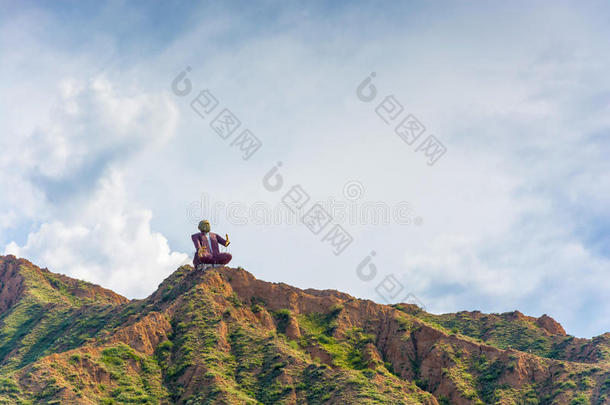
[6,171,189,298]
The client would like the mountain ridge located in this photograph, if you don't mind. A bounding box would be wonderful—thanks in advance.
[0,255,608,404]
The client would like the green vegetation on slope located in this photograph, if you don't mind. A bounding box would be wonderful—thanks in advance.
[0,258,607,404]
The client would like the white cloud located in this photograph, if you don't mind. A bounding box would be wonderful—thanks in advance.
[5,170,189,298]
[20,75,177,181]
[1,64,186,298]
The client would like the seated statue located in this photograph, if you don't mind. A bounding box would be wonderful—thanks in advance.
[191,220,232,269]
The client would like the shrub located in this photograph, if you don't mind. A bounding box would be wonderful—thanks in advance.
[570,393,590,405]
[274,309,292,333]
[69,353,82,365]
[227,293,243,308]
[329,304,344,317]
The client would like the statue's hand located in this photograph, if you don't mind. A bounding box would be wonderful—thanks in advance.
[198,246,207,258]
[225,234,230,246]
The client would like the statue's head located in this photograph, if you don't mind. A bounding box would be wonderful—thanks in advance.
[198,220,211,233]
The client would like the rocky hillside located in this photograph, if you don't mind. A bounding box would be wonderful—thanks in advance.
[0,255,608,404]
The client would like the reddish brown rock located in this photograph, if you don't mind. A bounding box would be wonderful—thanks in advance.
[536,314,567,336]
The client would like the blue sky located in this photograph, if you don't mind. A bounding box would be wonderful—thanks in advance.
[1,1,609,338]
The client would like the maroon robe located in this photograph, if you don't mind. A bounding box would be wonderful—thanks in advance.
[191,232,232,265]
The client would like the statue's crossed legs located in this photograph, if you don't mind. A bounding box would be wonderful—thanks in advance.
[194,252,232,270]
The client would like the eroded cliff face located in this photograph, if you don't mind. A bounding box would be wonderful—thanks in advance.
[0,256,25,313]
[0,256,608,404]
